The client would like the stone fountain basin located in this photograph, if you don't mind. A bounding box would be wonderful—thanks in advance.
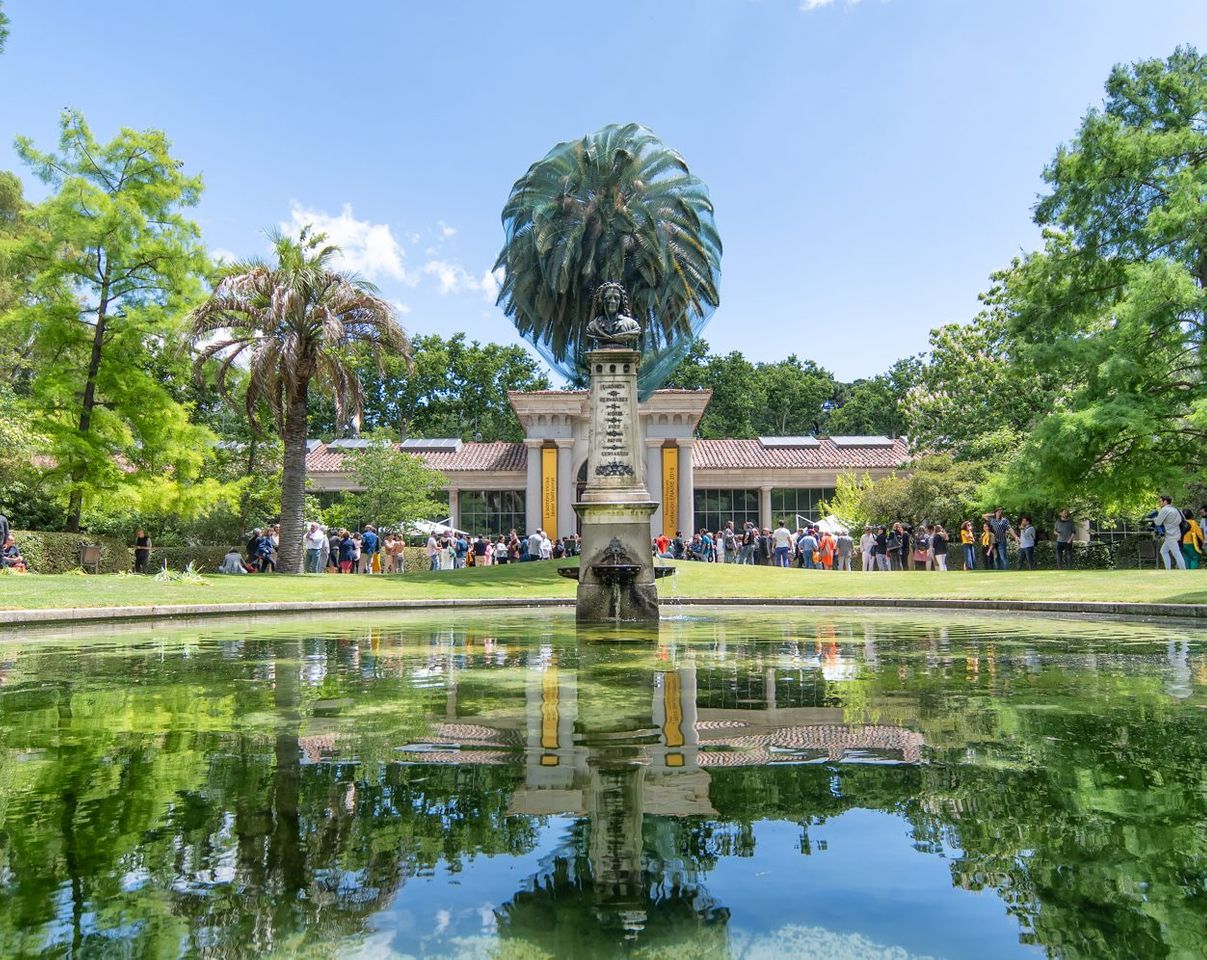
[557,565,675,581]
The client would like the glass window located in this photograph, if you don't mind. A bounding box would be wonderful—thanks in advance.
[460,490,526,536]
[771,488,835,528]
[693,489,759,534]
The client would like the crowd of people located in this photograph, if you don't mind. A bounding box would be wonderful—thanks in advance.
[209,523,583,575]
[650,498,1207,572]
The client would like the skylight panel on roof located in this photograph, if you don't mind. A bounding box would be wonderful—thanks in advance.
[328,438,373,449]
[401,438,463,453]
[829,436,894,447]
[758,436,821,448]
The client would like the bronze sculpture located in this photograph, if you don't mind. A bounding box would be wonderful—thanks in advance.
[585,281,641,347]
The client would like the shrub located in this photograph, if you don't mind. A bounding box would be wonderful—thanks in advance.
[12,530,131,574]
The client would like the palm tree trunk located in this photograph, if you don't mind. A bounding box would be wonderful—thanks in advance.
[278,384,309,574]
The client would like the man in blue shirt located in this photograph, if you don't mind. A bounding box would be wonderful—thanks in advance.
[360,525,380,574]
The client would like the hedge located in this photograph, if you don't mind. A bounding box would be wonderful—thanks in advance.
[11,530,132,574]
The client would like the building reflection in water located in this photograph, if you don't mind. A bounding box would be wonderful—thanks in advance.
[389,618,924,948]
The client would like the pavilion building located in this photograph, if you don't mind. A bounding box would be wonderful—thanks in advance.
[304,389,909,537]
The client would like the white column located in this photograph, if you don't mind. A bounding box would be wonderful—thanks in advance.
[678,439,695,535]
[759,484,773,531]
[646,438,664,536]
[447,487,460,531]
[555,439,575,539]
[523,440,542,535]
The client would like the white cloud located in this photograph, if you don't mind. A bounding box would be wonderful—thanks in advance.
[282,201,417,285]
[391,299,413,316]
[437,221,458,239]
[801,0,865,8]
[210,247,240,264]
[421,261,503,304]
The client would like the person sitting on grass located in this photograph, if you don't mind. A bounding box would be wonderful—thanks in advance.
[2,536,26,572]
[218,547,249,574]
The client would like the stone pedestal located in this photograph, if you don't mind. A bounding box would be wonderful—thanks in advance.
[574,348,661,623]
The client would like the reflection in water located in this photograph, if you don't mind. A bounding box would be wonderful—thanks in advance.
[0,611,1204,958]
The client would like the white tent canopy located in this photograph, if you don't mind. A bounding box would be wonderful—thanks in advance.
[405,519,469,538]
[795,513,850,535]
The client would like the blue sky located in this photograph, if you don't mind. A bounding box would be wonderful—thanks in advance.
[1,0,1202,380]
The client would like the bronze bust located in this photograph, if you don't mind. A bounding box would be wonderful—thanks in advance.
[585,282,641,347]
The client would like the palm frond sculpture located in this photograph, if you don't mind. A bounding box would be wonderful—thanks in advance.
[495,123,720,395]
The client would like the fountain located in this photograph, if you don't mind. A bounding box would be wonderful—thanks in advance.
[558,282,673,622]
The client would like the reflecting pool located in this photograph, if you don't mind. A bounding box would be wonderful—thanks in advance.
[0,609,1205,958]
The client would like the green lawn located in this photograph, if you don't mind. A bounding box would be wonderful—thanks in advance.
[2,560,1206,610]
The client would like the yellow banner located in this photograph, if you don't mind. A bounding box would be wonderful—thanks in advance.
[663,670,684,748]
[541,446,558,539]
[662,446,678,538]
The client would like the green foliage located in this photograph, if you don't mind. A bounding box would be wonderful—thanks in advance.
[0,2,8,53]
[990,47,1207,512]
[828,357,918,438]
[330,332,550,441]
[10,530,130,573]
[826,455,994,529]
[322,440,447,531]
[3,110,218,531]
[495,123,721,392]
[908,311,1056,459]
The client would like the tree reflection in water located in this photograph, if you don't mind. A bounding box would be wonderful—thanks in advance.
[0,612,1201,958]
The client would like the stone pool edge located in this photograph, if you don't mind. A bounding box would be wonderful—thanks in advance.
[2,595,1207,627]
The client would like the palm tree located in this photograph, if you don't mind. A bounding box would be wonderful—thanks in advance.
[495,123,721,394]
[190,228,410,574]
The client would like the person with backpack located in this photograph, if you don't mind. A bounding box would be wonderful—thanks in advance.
[1152,495,1187,570]
[722,522,738,564]
[1181,509,1203,570]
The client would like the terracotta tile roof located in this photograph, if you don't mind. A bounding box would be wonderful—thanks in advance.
[694,437,909,470]
[306,441,527,474]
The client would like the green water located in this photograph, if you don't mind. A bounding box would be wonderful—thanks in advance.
[0,609,1204,959]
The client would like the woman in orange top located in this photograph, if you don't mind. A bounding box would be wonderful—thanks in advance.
[819,531,836,569]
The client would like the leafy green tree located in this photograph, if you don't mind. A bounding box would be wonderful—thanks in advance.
[990,47,1207,511]
[190,228,410,573]
[0,2,9,54]
[827,357,918,438]
[495,123,721,393]
[328,333,549,441]
[908,311,1059,460]
[826,454,991,529]
[665,340,841,438]
[324,440,447,531]
[3,110,215,531]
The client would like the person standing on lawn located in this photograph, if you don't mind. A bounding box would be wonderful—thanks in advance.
[980,521,995,569]
[0,508,8,554]
[959,521,976,570]
[772,520,793,568]
[982,508,1015,570]
[931,524,950,571]
[1153,495,1186,570]
[1182,509,1203,570]
[1017,517,1037,570]
[133,528,152,573]
[835,529,854,572]
[304,523,326,573]
[1054,509,1076,569]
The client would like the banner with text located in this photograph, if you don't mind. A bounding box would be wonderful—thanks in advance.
[541,446,558,539]
[662,446,678,539]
